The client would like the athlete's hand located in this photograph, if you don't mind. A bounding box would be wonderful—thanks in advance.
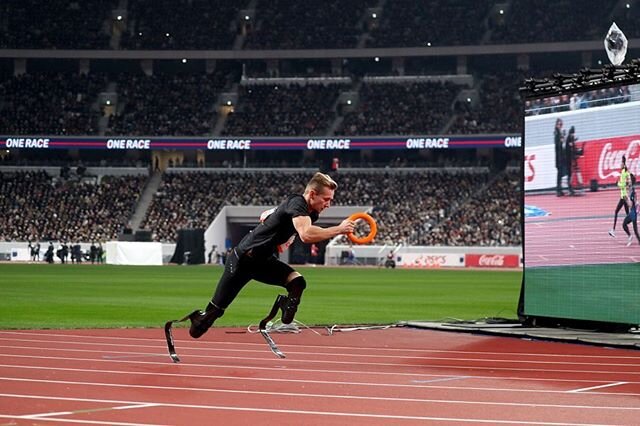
[338,218,356,235]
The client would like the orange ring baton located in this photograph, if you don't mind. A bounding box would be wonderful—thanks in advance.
[347,212,377,244]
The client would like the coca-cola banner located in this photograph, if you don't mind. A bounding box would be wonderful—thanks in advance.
[576,135,640,186]
[465,254,521,268]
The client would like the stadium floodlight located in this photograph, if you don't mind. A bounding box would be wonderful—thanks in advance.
[499,9,504,14]
[165,32,170,37]
[372,13,377,18]
[116,15,123,21]
[374,57,380,62]
[245,15,250,20]
[182,59,187,64]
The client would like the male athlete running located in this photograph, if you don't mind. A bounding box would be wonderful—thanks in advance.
[188,172,355,338]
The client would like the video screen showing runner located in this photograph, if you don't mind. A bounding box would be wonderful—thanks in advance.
[523,83,640,325]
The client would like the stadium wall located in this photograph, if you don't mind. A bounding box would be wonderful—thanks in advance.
[325,244,521,269]
[1,240,521,268]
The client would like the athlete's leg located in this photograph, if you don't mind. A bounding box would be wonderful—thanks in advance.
[633,219,640,244]
[251,257,306,324]
[623,216,631,236]
[190,249,251,338]
[281,273,306,324]
[613,198,628,230]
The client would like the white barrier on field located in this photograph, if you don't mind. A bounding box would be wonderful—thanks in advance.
[105,241,163,266]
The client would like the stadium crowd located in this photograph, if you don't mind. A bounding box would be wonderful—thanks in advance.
[0,0,633,50]
[0,0,115,49]
[418,169,520,246]
[0,170,145,242]
[120,0,245,50]
[140,169,521,247]
[0,73,107,136]
[339,82,461,135]
[222,83,345,136]
[243,0,370,49]
[449,71,524,134]
[367,0,491,48]
[106,72,228,136]
[524,85,632,116]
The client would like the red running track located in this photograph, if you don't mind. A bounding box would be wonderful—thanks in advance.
[0,326,639,425]
[525,188,640,267]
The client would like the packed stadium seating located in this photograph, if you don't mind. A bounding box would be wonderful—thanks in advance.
[222,83,345,136]
[243,0,370,49]
[449,71,524,134]
[338,81,461,135]
[106,71,229,136]
[489,0,617,44]
[366,0,491,48]
[0,170,145,242]
[0,73,107,135]
[0,0,115,49]
[141,169,521,247]
[121,0,246,50]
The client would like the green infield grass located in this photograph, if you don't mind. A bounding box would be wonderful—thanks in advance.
[0,264,522,329]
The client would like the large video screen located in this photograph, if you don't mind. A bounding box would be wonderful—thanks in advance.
[523,83,640,325]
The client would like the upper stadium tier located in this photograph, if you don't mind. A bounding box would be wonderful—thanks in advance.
[1,0,637,50]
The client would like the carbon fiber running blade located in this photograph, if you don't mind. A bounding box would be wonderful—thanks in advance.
[260,330,286,358]
[164,320,181,363]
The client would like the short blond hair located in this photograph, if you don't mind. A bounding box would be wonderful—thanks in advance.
[304,172,337,195]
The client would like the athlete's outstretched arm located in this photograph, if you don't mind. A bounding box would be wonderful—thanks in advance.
[292,216,354,244]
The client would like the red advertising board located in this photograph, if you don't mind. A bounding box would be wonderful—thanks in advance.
[575,135,640,186]
[465,254,520,268]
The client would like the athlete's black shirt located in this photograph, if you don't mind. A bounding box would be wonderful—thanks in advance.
[236,194,319,258]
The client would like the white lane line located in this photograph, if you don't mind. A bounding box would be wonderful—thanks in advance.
[568,382,629,393]
[411,376,470,384]
[0,395,627,425]
[2,352,638,378]
[22,411,74,418]
[3,376,640,403]
[4,344,640,370]
[0,415,164,426]
[4,363,635,387]
[1,331,637,359]
[113,403,160,410]
[18,402,160,419]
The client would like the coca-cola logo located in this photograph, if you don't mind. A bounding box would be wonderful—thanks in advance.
[524,154,536,182]
[479,255,505,266]
[598,140,640,180]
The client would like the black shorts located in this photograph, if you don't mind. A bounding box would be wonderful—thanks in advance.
[212,249,295,309]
